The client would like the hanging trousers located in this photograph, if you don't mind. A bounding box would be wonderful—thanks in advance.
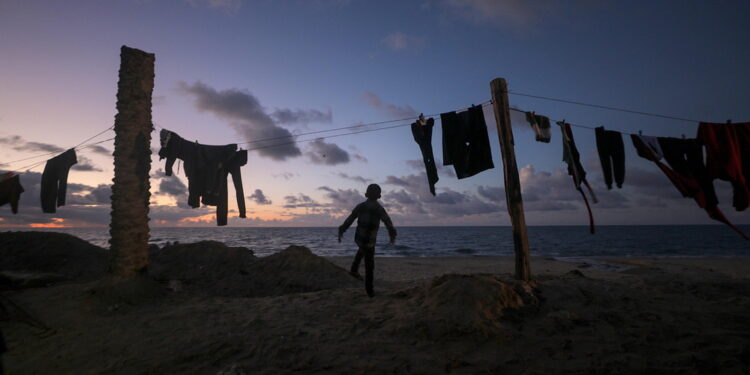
[595,127,625,189]
[411,118,439,195]
[40,149,77,213]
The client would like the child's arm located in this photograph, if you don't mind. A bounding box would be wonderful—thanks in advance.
[338,204,361,242]
[380,206,397,244]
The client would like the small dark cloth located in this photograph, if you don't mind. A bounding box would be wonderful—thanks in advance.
[595,126,625,189]
[411,118,439,195]
[525,112,551,143]
[40,148,77,213]
[440,105,494,179]
[0,173,24,214]
[158,129,244,226]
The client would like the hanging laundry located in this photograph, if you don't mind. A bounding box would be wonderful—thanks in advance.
[158,129,246,226]
[697,122,749,211]
[632,135,663,160]
[736,123,750,196]
[595,126,625,189]
[559,122,597,234]
[440,105,494,179]
[524,111,551,143]
[411,115,439,195]
[632,135,748,240]
[40,148,77,213]
[0,172,24,214]
[203,149,248,226]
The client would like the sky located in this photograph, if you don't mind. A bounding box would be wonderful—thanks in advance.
[1,0,749,228]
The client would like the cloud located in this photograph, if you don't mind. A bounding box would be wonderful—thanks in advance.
[362,92,418,119]
[335,172,370,185]
[271,108,332,126]
[283,193,323,209]
[84,184,111,204]
[184,0,242,12]
[87,145,111,156]
[179,81,308,161]
[249,189,272,205]
[382,32,425,51]
[306,139,350,165]
[477,185,504,203]
[405,159,456,178]
[71,155,102,172]
[272,172,297,180]
[438,0,556,29]
[0,135,64,154]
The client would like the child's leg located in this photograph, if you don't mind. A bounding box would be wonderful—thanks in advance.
[363,246,375,296]
[350,247,364,273]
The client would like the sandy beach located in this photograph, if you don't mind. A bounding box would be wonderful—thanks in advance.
[1,231,749,374]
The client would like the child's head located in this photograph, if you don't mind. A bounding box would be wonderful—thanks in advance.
[365,184,381,200]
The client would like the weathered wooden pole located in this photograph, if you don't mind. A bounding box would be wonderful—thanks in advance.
[490,78,531,281]
[109,46,155,279]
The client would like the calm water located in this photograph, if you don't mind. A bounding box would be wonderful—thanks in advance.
[8,226,749,258]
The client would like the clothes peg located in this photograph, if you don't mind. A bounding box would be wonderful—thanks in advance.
[638,130,643,136]
[418,113,427,126]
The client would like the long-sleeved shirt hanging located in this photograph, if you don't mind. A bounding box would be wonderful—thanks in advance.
[560,122,597,234]
[525,112,552,143]
[441,105,494,179]
[595,126,625,189]
[40,148,77,213]
[411,117,439,195]
[158,129,245,226]
[697,122,750,211]
[0,172,24,214]
[202,149,248,226]
[632,135,748,240]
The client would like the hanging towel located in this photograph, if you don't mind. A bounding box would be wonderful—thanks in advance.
[440,105,494,179]
[411,117,439,195]
[697,122,749,211]
[0,172,24,214]
[632,135,748,240]
[595,126,625,189]
[525,112,552,143]
[560,122,597,234]
[40,148,77,213]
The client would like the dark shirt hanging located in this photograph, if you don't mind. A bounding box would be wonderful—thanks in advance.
[40,148,77,213]
[632,135,748,240]
[525,112,552,143]
[697,122,749,211]
[560,122,597,234]
[440,105,494,179]
[158,129,246,226]
[411,117,439,195]
[595,126,625,189]
[0,172,24,214]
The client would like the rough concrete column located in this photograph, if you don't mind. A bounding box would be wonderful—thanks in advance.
[109,46,155,279]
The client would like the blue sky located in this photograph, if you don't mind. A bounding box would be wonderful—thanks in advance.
[1,0,749,228]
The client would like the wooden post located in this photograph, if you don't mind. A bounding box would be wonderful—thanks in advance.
[109,46,155,279]
[490,78,531,281]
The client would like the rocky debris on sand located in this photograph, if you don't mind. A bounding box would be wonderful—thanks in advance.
[149,241,256,281]
[387,274,528,338]
[0,231,107,281]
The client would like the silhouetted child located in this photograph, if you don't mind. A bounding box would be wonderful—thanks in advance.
[338,184,397,297]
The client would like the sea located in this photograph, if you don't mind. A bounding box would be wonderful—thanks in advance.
[10,225,750,258]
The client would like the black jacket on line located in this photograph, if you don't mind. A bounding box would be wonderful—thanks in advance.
[41,148,77,213]
[440,105,494,179]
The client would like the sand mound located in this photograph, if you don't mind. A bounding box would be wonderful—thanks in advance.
[244,246,359,297]
[149,241,256,281]
[0,231,107,281]
[388,274,527,339]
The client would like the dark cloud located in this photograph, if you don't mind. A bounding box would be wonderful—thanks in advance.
[477,185,504,203]
[318,186,364,212]
[272,172,297,180]
[71,156,103,172]
[271,108,332,125]
[249,189,272,205]
[84,184,111,204]
[87,145,111,156]
[362,92,418,118]
[283,193,323,209]
[335,172,370,185]
[0,135,64,154]
[351,153,368,163]
[178,81,305,161]
[306,139,350,165]
[405,159,456,178]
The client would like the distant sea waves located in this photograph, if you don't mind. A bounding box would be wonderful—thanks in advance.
[10,226,750,258]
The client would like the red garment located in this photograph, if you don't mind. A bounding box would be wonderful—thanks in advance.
[697,122,750,211]
[631,135,748,240]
